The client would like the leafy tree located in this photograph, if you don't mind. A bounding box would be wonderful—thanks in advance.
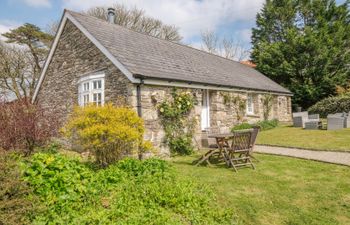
[86,3,182,42]
[251,0,350,108]
[1,23,53,99]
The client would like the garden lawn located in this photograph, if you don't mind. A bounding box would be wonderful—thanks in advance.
[256,125,350,152]
[171,154,350,225]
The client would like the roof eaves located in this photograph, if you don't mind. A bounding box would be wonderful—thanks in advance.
[135,74,293,96]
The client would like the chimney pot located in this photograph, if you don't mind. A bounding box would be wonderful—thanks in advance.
[107,7,115,23]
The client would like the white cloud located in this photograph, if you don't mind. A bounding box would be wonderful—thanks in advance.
[62,0,264,42]
[0,20,20,41]
[23,0,51,8]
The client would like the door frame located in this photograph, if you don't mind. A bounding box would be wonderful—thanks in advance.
[201,89,210,130]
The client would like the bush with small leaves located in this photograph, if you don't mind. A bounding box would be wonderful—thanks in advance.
[62,104,153,166]
[308,94,350,118]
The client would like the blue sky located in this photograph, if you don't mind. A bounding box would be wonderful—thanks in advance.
[0,0,347,51]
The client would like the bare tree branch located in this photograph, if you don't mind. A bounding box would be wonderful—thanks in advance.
[200,30,250,61]
[85,3,182,42]
[200,30,219,54]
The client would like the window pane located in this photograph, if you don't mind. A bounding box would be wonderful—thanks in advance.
[93,93,102,106]
[83,94,89,106]
[247,96,253,113]
[83,83,89,91]
[93,80,102,89]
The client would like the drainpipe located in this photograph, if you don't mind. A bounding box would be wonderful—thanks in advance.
[136,79,143,117]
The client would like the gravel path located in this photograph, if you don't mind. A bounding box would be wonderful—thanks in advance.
[255,145,350,166]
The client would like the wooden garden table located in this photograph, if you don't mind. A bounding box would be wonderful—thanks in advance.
[195,133,233,166]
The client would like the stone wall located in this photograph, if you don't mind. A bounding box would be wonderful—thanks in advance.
[137,86,292,153]
[36,20,132,125]
[130,85,203,156]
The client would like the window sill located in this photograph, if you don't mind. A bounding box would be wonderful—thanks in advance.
[246,114,260,118]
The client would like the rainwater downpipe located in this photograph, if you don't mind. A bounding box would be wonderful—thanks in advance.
[136,78,143,117]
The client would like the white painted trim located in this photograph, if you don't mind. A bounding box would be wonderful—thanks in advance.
[78,73,105,83]
[206,89,210,129]
[32,11,139,103]
[142,78,293,96]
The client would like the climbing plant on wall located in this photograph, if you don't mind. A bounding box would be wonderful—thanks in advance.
[261,94,274,120]
[158,89,196,155]
[221,92,246,123]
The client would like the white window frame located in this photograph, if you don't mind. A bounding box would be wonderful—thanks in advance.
[78,73,105,106]
[246,94,254,115]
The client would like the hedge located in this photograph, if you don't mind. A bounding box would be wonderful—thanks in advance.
[308,94,350,118]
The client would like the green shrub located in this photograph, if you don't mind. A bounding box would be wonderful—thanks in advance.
[231,119,279,132]
[158,89,196,156]
[168,135,194,155]
[62,103,153,166]
[231,123,254,131]
[0,151,41,225]
[256,119,279,131]
[22,152,234,224]
[308,94,350,118]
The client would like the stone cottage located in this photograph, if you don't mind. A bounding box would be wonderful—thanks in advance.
[33,9,292,154]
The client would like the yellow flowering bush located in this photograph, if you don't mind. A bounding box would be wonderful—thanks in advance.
[62,104,152,166]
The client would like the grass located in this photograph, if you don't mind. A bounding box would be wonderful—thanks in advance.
[171,154,350,225]
[256,125,350,152]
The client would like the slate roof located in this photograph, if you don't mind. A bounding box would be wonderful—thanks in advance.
[68,10,291,95]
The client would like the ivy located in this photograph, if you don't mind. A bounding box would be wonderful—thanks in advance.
[158,89,196,155]
[261,94,274,120]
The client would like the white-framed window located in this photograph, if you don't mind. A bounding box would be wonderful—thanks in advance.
[246,94,254,115]
[78,73,105,106]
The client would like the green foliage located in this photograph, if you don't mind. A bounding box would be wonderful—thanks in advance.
[256,119,279,131]
[2,23,52,47]
[22,152,234,224]
[62,104,153,166]
[168,135,194,155]
[221,92,246,122]
[1,23,53,99]
[231,119,278,132]
[261,94,274,120]
[0,151,41,225]
[231,123,255,131]
[158,89,196,155]
[308,94,350,118]
[251,0,350,108]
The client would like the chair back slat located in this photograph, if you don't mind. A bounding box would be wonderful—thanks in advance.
[250,127,260,148]
[229,131,252,152]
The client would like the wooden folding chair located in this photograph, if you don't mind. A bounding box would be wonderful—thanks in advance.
[223,130,255,172]
[249,126,260,162]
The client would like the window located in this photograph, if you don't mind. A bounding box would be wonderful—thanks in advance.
[246,94,254,115]
[78,73,105,106]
